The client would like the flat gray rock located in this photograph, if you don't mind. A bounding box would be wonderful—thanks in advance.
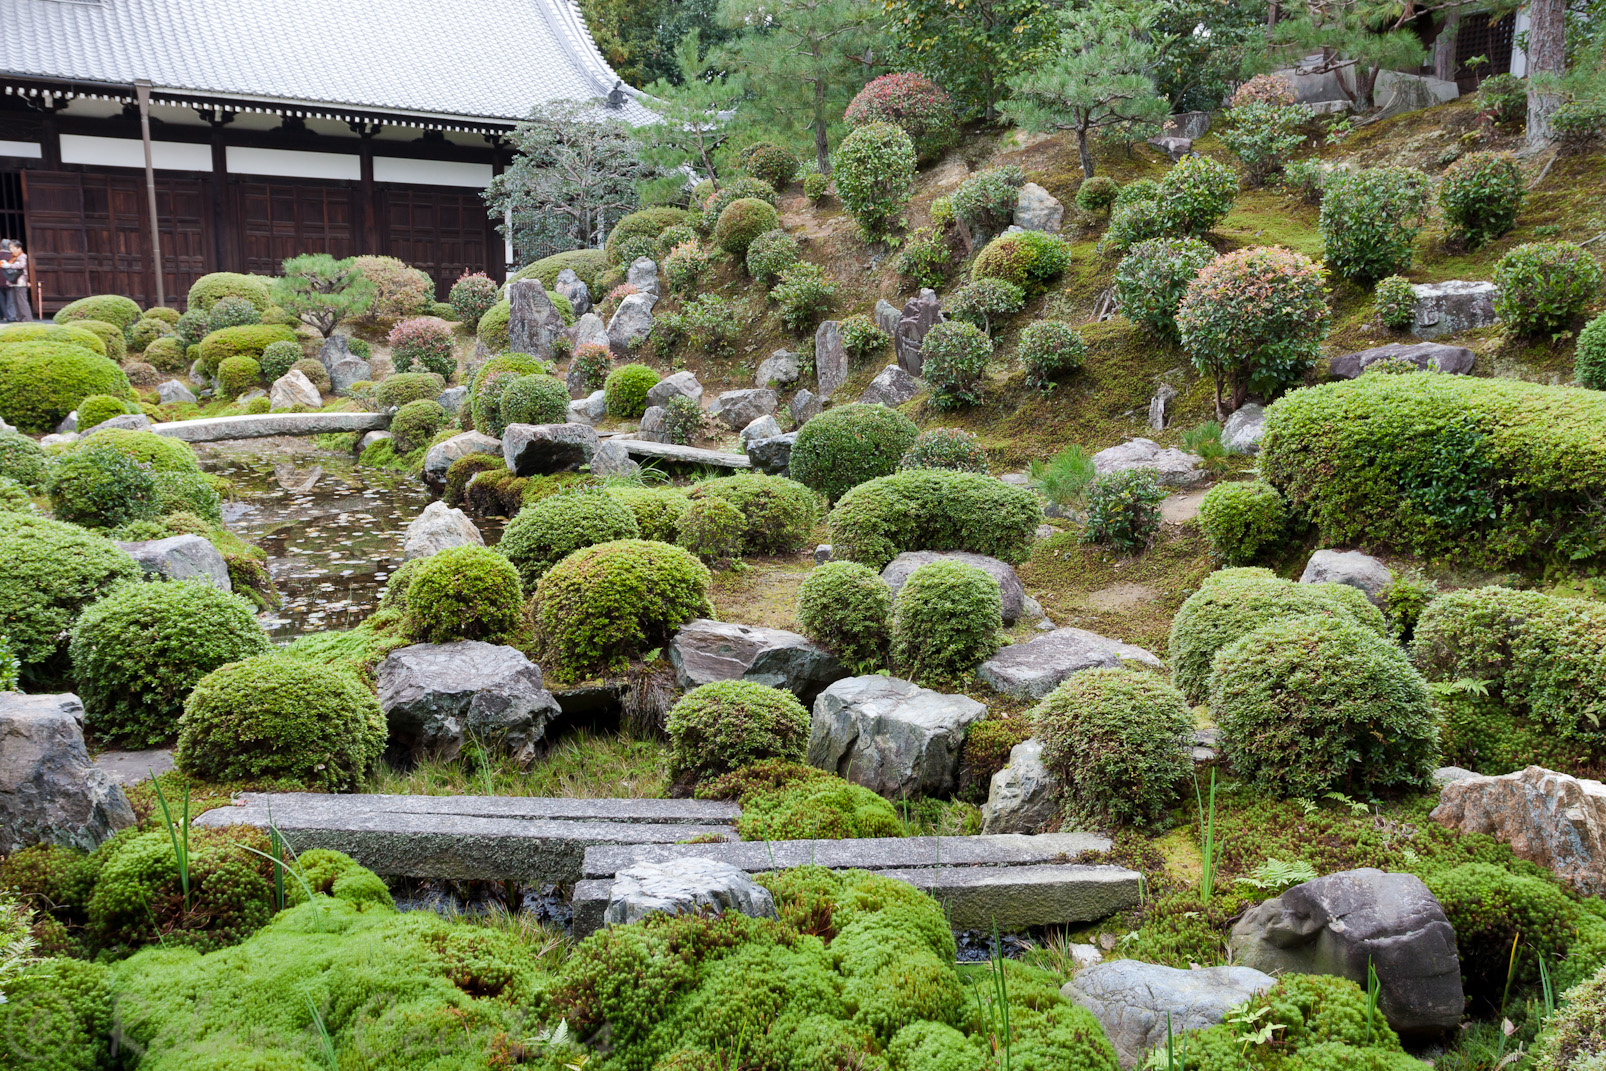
[269,369,322,409]
[1410,280,1498,340]
[756,351,799,388]
[1222,403,1266,455]
[378,641,562,766]
[881,551,1026,624]
[1065,960,1276,1068]
[980,738,1062,835]
[746,432,797,475]
[402,501,484,560]
[1,692,136,854]
[503,422,599,476]
[114,534,232,591]
[605,856,777,929]
[646,370,703,410]
[157,379,197,406]
[1092,438,1205,487]
[979,628,1163,701]
[423,431,502,487]
[93,748,176,786]
[815,321,848,398]
[1329,341,1476,379]
[670,619,846,704]
[711,388,777,430]
[85,413,152,434]
[860,364,920,407]
[1300,549,1391,604]
[808,675,987,798]
[330,357,372,393]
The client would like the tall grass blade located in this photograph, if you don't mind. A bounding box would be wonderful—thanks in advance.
[150,770,191,912]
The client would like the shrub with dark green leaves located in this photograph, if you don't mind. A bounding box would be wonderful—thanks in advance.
[207,295,262,333]
[838,313,890,362]
[1081,469,1166,552]
[1211,614,1440,798]
[1440,151,1525,248]
[667,679,810,779]
[79,428,200,473]
[686,473,818,555]
[404,545,525,645]
[257,339,303,383]
[899,428,988,473]
[951,166,1024,237]
[830,468,1040,570]
[698,177,777,231]
[498,374,569,428]
[448,271,500,330]
[1019,320,1086,391]
[187,272,273,314]
[946,279,1024,337]
[745,229,801,285]
[1155,153,1240,236]
[0,431,46,487]
[390,398,449,454]
[46,442,158,529]
[70,579,270,747]
[1076,176,1119,213]
[832,122,917,242]
[177,654,386,790]
[770,263,839,333]
[75,393,136,431]
[216,355,261,400]
[921,321,993,409]
[1198,480,1286,565]
[891,559,1002,683]
[738,142,802,187]
[1319,166,1430,282]
[603,363,658,418]
[1099,198,1166,257]
[0,514,139,681]
[663,393,702,445]
[1114,237,1219,344]
[152,471,223,524]
[375,371,444,409]
[1220,75,1305,187]
[970,230,1070,293]
[803,171,829,201]
[0,339,132,433]
[1578,313,1606,390]
[676,496,746,564]
[531,539,712,681]
[1033,667,1192,828]
[469,352,547,435]
[142,335,187,373]
[796,560,893,669]
[715,198,781,256]
[790,403,920,501]
[1374,274,1418,329]
[605,485,690,541]
[1492,241,1604,338]
[498,488,641,586]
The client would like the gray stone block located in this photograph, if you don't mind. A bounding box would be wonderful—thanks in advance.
[860,364,920,407]
[756,351,799,388]
[646,370,703,410]
[0,692,136,854]
[84,413,152,434]
[1300,549,1392,604]
[980,738,1061,835]
[151,412,388,443]
[711,388,777,430]
[1329,342,1475,379]
[605,857,777,929]
[670,619,847,704]
[378,642,561,766]
[1410,280,1498,340]
[809,675,987,798]
[503,422,599,476]
[423,431,503,487]
[979,628,1163,701]
[329,357,372,393]
[157,379,197,406]
[615,439,751,469]
[746,432,797,475]
[1065,960,1276,1068]
[590,439,640,477]
[1222,403,1266,455]
[114,534,232,591]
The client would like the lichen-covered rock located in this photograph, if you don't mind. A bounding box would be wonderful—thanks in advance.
[604,857,775,928]
[979,628,1163,701]
[1431,765,1606,897]
[1300,549,1392,605]
[626,257,660,298]
[589,439,639,478]
[1092,438,1205,487]
[1329,342,1476,379]
[895,289,944,377]
[1013,182,1065,233]
[115,534,232,591]
[502,422,599,476]
[1409,280,1498,340]
[158,379,197,406]
[746,432,797,475]
[607,293,656,355]
[980,738,1062,834]
[0,692,136,853]
[860,365,921,407]
[377,641,561,766]
[808,674,987,798]
[269,369,322,409]
[815,321,848,398]
[881,551,1026,624]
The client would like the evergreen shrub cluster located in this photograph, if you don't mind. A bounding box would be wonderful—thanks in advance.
[828,468,1041,570]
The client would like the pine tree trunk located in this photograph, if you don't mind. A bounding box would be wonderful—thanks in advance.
[1527,0,1566,148]
[1077,127,1095,179]
[815,76,832,174]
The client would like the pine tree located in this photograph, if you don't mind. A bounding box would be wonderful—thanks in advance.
[882,0,1058,120]
[1266,1,1427,111]
[636,31,744,197]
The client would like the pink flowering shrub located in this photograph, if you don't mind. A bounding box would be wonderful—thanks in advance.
[599,284,639,321]
[387,316,457,379]
[448,272,499,330]
[570,342,612,393]
[844,73,958,162]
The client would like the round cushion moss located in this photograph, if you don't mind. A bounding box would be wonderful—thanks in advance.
[177,655,386,790]
[74,429,201,473]
[216,355,261,400]
[714,198,782,256]
[390,399,449,454]
[375,372,445,410]
[0,431,48,487]
[789,403,920,501]
[70,580,271,748]
[54,294,143,329]
[0,321,108,356]
[498,373,570,427]
[675,495,747,564]
[666,679,811,778]
[827,468,1042,571]
[739,777,902,840]
[604,363,660,418]
[379,555,429,612]
[403,545,525,645]
[685,473,819,555]
[0,340,132,433]
[0,514,139,677]
[605,485,691,541]
[890,559,1003,684]
[796,560,893,669]
[74,394,136,432]
[497,488,641,587]
[531,539,712,681]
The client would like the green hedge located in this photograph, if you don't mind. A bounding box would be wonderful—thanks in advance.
[0,340,132,433]
[789,403,920,501]
[0,514,139,681]
[196,324,298,378]
[1261,374,1606,568]
[828,469,1041,571]
[0,321,108,356]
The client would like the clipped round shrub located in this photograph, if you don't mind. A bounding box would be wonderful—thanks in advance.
[1114,237,1219,344]
[374,371,444,409]
[1100,197,1166,256]
[1440,151,1525,247]
[388,317,456,379]
[379,555,428,613]
[1320,166,1431,282]
[1033,667,1192,828]
[605,485,691,542]
[1577,313,1606,390]
[498,373,569,427]
[469,352,547,435]
[829,468,1041,571]
[971,230,1071,294]
[947,278,1024,337]
[606,207,691,264]
[0,477,36,516]
[498,488,640,586]
[1081,469,1165,552]
[120,359,161,388]
[951,166,1024,235]
[803,172,829,202]
[790,403,920,501]
[0,321,106,355]
[663,240,711,295]
[403,545,524,645]
[1155,153,1239,236]
[1374,274,1418,329]
[71,319,128,363]
[70,580,270,747]
[891,559,1002,683]
[832,122,917,242]
[207,295,262,333]
[187,272,273,314]
[78,428,201,472]
[531,539,712,681]
[1210,613,1440,798]
[604,362,659,418]
[899,428,988,474]
[152,471,223,524]
[1198,480,1287,565]
[128,316,171,355]
[54,295,142,331]
[390,398,449,454]
[699,177,778,232]
[196,324,298,377]
[448,271,500,329]
[257,339,302,383]
[177,655,386,790]
[737,142,802,187]
[287,358,329,395]
[746,229,801,284]
[838,314,890,361]
[568,342,611,394]
[714,198,781,256]
[0,514,138,677]
[796,560,893,669]
[666,679,811,780]
[675,496,746,564]
[75,393,135,431]
[46,442,158,528]
[686,473,819,555]
[1018,320,1086,391]
[142,305,180,326]
[0,431,47,487]
[0,340,132,432]
[142,335,187,373]
[476,299,512,351]
[657,224,698,259]
[844,72,957,162]
[1169,572,1388,702]
[1075,176,1120,213]
[1492,241,1604,338]
[216,355,260,399]
[921,321,993,409]
[770,263,839,333]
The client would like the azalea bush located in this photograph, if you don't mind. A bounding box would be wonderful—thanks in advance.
[920,321,993,409]
[844,72,958,162]
[1492,241,1604,338]
[387,317,456,379]
[1113,237,1217,343]
[1320,166,1430,282]
[832,122,917,242]
[1439,152,1525,248]
[1220,75,1306,186]
[1155,153,1239,236]
[770,264,839,333]
[447,272,499,330]
[1019,320,1086,391]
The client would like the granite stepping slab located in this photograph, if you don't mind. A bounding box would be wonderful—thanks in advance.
[616,439,751,468]
[149,412,388,441]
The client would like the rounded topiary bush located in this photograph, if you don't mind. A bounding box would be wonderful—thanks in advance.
[714,199,781,256]
[1033,667,1193,828]
[70,580,271,748]
[1374,274,1418,330]
[497,488,640,586]
[605,485,691,542]
[1155,153,1239,237]
[531,539,712,681]
[388,317,456,379]
[918,321,993,410]
[1319,165,1430,282]
[1076,176,1120,214]
[890,559,1002,683]
[54,295,143,332]
[898,428,988,474]
[46,442,158,529]
[257,339,302,383]
[497,373,569,427]
[666,680,811,779]
[216,355,260,400]
[1439,151,1525,248]
[832,121,916,242]
[75,428,200,472]
[1578,313,1606,390]
[187,272,273,314]
[1198,480,1287,565]
[152,471,224,524]
[843,72,957,163]
[142,336,187,373]
[476,300,512,351]
[1492,241,1604,338]
[675,495,746,565]
[796,560,893,669]
[1113,237,1218,343]
[375,371,445,409]
[790,403,920,501]
[829,468,1041,571]
[1210,613,1440,798]
[606,207,692,264]
[971,230,1071,293]
[469,352,547,436]
[0,431,47,487]
[206,296,261,333]
[685,473,819,555]
[403,545,525,645]
[0,514,139,679]
[745,229,801,285]
[604,363,659,418]
[448,271,500,330]
[177,655,386,790]
[0,340,132,433]
[2,321,108,356]
[196,324,298,378]
[390,399,449,454]
[71,320,128,363]
[699,177,777,231]
[738,777,903,840]
[75,394,135,431]
[1018,320,1086,391]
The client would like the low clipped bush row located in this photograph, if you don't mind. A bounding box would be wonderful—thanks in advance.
[830,468,1040,571]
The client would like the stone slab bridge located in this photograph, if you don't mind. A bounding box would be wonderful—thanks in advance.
[196,793,1141,935]
[149,412,389,442]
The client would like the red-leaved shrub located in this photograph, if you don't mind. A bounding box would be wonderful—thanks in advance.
[844,73,958,162]
[387,317,456,379]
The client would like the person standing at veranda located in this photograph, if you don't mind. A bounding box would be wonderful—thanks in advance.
[1,240,31,322]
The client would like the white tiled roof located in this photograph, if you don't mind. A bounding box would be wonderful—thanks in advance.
[7,0,654,124]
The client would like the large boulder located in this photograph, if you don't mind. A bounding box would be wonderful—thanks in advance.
[1228,868,1464,1037]
[508,278,564,360]
[403,500,484,560]
[157,379,197,406]
[1064,960,1276,1068]
[1410,280,1499,340]
[589,439,639,478]
[1430,765,1606,897]
[638,405,669,443]
[808,675,987,798]
[566,312,610,363]
[1300,549,1392,605]
[607,293,656,355]
[815,321,848,398]
[554,268,592,316]
[1092,438,1205,487]
[746,432,797,475]
[860,365,921,407]
[329,357,371,394]
[1222,403,1266,455]
[438,385,468,415]
[756,350,800,389]
[424,431,503,488]
[317,334,357,373]
[626,257,660,299]
[1013,182,1064,233]
[115,534,232,592]
[739,415,782,449]
[979,628,1163,701]
[711,389,777,431]
[980,738,1062,835]
[895,289,945,377]
[376,642,562,766]
[503,422,600,476]
[1328,342,1476,379]
[604,857,776,929]
[646,371,704,410]
[270,369,322,409]
[670,619,847,705]
[881,552,1027,624]
[0,692,136,854]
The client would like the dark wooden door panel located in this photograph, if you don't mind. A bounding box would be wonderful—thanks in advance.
[380,185,493,298]
[237,181,356,276]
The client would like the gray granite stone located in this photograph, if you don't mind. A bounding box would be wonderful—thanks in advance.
[979,628,1163,701]
[1092,438,1205,487]
[554,268,592,316]
[589,439,639,477]
[157,379,196,406]
[815,320,848,398]
[438,386,469,415]
[670,619,847,704]
[508,278,562,359]
[503,422,599,476]
[269,369,322,409]
[423,431,503,487]
[860,364,920,407]
[1330,341,1476,378]
[1013,182,1064,232]
[1222,403,1266,455]
[627,257,660,298]
[330,357,371,393]
[647,370,704,410]
[402,501,484,560]
[84,413,151,434]
[980,738,1061,835]
[1300,549,1392,604]
[895,289,944,377]
[746,432,797,475]
[378,642,561,766]
[1065,960,1276,1068]
[1,693,136,854]
[605,857,777,928]
[607,293,656,355]
[1410,280,1498,340]
[712,388,777,430]
[809,675,987,798]
[756,350,799,388]
[791,389,821,427]
[114,534,232,591]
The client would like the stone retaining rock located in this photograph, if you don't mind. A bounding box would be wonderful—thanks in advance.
[815,321,848,397]
[1222,403,1266,455]
[980,738,1061,835]
[607,293,655,355]
[637,405,668,442]
[157,379,197,406]
[1,693,136,853]
[270,369,322,409]
[1065,960,1276,1068]
[403,501,484,560]
[740,415,782,451]
[1092,438,1205,487]
[860,364,921,407]
[756,350,799,388]
[712,388,777,430]
[646,370,703,410]
[604,857,777,929]
[424,431,503,487]
[1300,549,1391,604]
[115,534,233,591]
[555,268,592,315]
[317,334,357,373]
[881,551,1026,624]
[503,422,599,476]
[1410,280,1498,340]
[377,642,562,766]
[1329,342,1476,379]
[747,432,797,475]
[1431,765,1606,897]
[808,675,987,798]
[670,619,847,704]
[979,628,1163,701]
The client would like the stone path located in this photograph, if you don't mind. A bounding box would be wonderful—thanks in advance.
[150,412,388,442]
[93,748,175,786]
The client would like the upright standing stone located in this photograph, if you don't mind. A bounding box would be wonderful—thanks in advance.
[874,299,902,340]
[377,641,562,766]
[980,739,1062,835]
[627,257,661,299]
[554,269,592,315]
[791,390,822,427]
[895,289,944,377]
[0,693,136,853]
[330,357,372,394]
[317,334,355,374]
[815,321,848,398]
[607,294,656,355]
[569,312,609,352]
[403,501,485,560]
[1013,182,1064,233]
[508,278,560,360]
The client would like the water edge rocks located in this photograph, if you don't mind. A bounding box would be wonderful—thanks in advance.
[503,422,600,476]
[402,501,485,560]
[424,431,503,488]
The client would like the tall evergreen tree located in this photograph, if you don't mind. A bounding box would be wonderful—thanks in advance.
[637,31,744,197]
[882,0,1058,120]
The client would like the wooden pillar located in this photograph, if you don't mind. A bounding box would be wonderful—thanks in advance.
[134,81,165,307]
[352,122,378,254]
[207,110,232,277]
[39,103,62,169]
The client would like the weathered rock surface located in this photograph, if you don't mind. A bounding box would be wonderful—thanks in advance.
[739,414,782,448]
[670,619,847,704]
[1329,341,1476,378]
[403,501,485,560]
[1147,136,1193,162]
[1410,280,1499,340]
[1065,960,1276,1068]
[626,257,660,298]
[604,857,776,928]
[566,313,610,370]
[438,385,468,415]
[607,293,656,355]
[1432,765,1481,787]
[589,439,639,478]
[808,675,987,798]
[895,289,945,377]
[1147,383,1177,432]
[1165,111,1211,139]
[157,379,196,406]
[424,431,503,487]
[638,405,668,443]
[1431,766,1606,897]
[317,334,357,373]
[584,390,608,421]
[881,552,1027,624]
[980,738,1062,835]
[815,321,848,398]
[1013,182,1064,232]
[503,422,599,476]
[554,268,592,315]
[189,358,210,388]
[85,413,152,434]
[1092,438,1205,487]
[357,430,392,453]
[329,357,371,393]
[711,388,777,430]
[875,299,902,339]
[646,370,703,410]
[1228,868,1464,1036]
[756,350,799,388]
[151,412,386,443]
[746,432,797,475]
[270,369,322,409]
[509,279,563,359]
[1222,403,1266,455]
[979,628,1163,701]
[0,692,136,854]
[860,364,921,407]
[40,432,78,448]
[791,389,821,427]
[377,642,561,766]
[115,534,232,591]
[1300,549,1392,604]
